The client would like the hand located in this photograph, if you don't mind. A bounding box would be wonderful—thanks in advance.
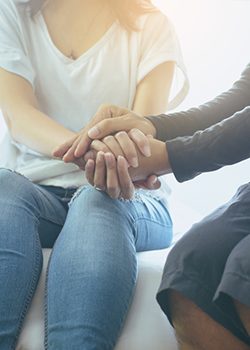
[85,152,162,199]
[84,137,172,199]
[87,105,156,141]
[89,129,152,168]
[52,103,156,165]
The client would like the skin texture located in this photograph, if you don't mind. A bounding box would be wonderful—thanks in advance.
[53,59,174,165]
[168,290,250,350]
[83,135,171,199]
[1,0,175,171]
[52,105,157,166]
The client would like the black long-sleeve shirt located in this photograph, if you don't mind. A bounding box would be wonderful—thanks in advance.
[147,63,250,182]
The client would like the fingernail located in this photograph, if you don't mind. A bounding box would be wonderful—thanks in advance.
[118,155,129,168]
[88,126,100,138]
[143,146,151,157]
[152,176,158,184]
[118,155,124,165]
[105,152,112,164]
[130,157,138,168]
[97,151,104,162]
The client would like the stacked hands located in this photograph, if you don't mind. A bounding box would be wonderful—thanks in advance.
[52,104,171,199]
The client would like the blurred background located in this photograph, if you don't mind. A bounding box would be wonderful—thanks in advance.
[0,0,249,230]
[151,0,250,232]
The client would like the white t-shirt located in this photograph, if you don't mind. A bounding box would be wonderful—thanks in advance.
[0,0,189,192]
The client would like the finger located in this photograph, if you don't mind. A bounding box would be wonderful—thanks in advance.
[73,156,87,171]
[74,135,92,158]
[117,156,135,200]
[114,131,138,168]
[85,159,95,186]
[52,134,78,158]
[87,113,156,140]
[105,152,120,199]
[90,140,111,153]
[90,116,137,139]
[62,134,85,163]
[128,129,151,157]
[83,150,96,163]
[93,151,107,191]
[134,175,161,191]
[102,135,126,159]
[147,175,161,189]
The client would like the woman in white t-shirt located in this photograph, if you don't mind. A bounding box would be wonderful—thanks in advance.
[0,0,189,348]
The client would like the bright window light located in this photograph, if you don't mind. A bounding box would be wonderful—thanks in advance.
[152,0,250,217]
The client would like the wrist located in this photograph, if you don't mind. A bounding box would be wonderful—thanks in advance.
[149,138,172,176]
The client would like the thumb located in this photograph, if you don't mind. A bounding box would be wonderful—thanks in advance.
[134,175,161,191]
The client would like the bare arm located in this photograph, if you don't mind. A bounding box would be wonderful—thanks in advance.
[53,61,175,165]
[0,68,76,158]
[132,61,174,115]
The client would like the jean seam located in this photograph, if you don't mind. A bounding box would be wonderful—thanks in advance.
[38,211,65,227]
[10,213,42,349]
[44,247,53,350]
[134,217,173,228]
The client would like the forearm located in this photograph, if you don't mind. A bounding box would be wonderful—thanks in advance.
[128,138,172,182]
[147,63,250,141]
[166,106,250,182]
[0,69,76,158]
[4,104,75,158]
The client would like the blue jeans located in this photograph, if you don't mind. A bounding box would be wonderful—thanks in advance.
[0,168,173,350]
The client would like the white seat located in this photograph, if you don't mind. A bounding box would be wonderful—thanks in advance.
[16,247,179,350]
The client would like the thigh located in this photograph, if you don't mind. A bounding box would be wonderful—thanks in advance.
[214,234,250,337]
[45,186,172,349]
[157,183,250,344]
[0,169,67,348]
[124,190,173,252]
[53,186,173,254]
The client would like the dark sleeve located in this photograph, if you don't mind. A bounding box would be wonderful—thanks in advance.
[146,63,250,141]
[166,106,250,182]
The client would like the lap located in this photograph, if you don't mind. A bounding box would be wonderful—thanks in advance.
[0,169,70,248]
[157,183,250,345]
[62,186,173,252]
[0,168,173,252]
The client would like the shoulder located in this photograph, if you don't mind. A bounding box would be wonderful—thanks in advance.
[137,9,174,31]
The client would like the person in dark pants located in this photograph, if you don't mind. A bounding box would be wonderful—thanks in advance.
[55,62,250,349]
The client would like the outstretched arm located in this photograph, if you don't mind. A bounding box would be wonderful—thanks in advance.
[52,61,174,166]
[0,68,86,169]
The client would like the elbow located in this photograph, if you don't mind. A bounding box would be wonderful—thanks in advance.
[5,119,19,143]
[9,124,21,143]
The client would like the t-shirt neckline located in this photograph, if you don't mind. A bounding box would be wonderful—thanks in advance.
[36,12,118,64]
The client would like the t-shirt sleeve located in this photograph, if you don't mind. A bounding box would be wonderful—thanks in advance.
[137,10,189,110]
[0,1,35,86]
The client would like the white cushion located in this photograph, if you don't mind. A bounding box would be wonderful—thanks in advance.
[16,248,178,350]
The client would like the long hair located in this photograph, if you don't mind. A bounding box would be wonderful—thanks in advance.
[18,0,156,32]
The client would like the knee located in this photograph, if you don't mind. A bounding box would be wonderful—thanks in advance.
[0,169,38,209]
[168,289,205,347]
[0,168,30,193]
[0,168,16,188]
[70,185,121,214]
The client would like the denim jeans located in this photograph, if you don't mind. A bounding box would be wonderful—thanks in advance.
[0,168,173,350]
